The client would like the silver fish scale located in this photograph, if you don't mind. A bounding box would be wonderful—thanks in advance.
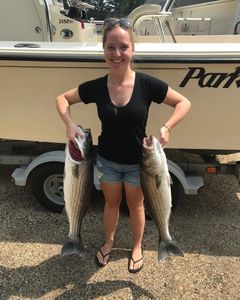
[141,170,172,242]
[65,157,94,240]
[140,136,184,260]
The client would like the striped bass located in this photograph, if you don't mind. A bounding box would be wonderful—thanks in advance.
[140,135,184,261]
[61,127,94,257]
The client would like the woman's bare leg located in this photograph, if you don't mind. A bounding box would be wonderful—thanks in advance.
[124,183,145,271]
[96,182,122,265]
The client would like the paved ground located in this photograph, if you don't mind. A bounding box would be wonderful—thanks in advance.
[0,159,240,300]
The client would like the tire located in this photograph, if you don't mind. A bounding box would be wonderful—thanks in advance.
[30,162,65,213]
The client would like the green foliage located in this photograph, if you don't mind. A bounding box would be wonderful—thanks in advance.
[88,0,145,20]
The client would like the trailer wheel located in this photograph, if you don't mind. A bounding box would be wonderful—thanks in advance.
[30,163,65,213]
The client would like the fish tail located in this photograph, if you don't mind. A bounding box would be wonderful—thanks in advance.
[61,237,85,257]
[158,240,184,261]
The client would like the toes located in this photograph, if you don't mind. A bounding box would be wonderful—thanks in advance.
[96,245,111,267]
[128,248,144,272]
[96,252,104,265]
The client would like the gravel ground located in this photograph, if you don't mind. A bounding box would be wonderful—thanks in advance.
[0,154,240,300]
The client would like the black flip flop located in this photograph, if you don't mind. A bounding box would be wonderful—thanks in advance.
[95,247,111,267]
[128,255,144,273]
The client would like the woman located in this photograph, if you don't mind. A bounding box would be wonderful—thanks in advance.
[56,18,191,273]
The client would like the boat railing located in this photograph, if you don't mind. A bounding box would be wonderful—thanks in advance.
[128,4,172,43]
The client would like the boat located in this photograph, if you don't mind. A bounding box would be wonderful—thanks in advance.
[131,0,240,42]
[0,0,239,212]
[0,0,96,42]
[0,0,239,153]
[169,0,240,36]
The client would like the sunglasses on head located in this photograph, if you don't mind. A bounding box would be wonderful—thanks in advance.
[103,18,131,29]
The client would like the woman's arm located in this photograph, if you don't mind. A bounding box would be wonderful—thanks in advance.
[56,87,83,141]
[160,87,191,147]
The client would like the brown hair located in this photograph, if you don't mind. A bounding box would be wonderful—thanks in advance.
[102,23,135,48]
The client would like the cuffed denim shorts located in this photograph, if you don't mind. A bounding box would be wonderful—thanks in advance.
[94,154,141,190]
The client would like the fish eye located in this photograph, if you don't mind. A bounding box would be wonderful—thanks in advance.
[142,153,147,158]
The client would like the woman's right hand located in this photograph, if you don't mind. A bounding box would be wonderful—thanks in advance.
[66,123,84,142]
[56,87,83,142]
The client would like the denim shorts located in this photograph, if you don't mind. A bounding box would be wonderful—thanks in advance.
[94,154,141,189]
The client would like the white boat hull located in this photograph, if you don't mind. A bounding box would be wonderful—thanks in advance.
[0,42,239,152]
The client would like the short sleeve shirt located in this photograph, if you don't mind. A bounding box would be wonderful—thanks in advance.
[79,72,168,164]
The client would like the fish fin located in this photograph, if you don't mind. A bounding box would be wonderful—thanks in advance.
[61,206,67,216]
[61,238,85,257]
[168,174,173,185]
[168,173,173,185]
[158,240,184,261]
[155,175,161,189]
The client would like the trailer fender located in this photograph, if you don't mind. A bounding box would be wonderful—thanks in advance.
[167,159,204,195]
[11,150,65,186]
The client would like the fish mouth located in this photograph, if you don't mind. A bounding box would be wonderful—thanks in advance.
[143,135,154,150]
[68,141,83,162]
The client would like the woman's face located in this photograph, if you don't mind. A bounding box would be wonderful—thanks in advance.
[103,26,134,71]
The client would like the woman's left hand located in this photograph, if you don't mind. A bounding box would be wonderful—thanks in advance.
[159,126,170,148]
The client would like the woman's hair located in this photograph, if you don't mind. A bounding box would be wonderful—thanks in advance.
[102,18,135,48]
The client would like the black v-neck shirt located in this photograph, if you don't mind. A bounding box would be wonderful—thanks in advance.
[78,72,168,164]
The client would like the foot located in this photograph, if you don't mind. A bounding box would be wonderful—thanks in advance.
[95,242,112,267]
[128,247,143,273]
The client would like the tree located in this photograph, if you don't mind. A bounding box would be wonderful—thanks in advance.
[88,0,106,20]
[107,0,146,17]
[87,0,145,19]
